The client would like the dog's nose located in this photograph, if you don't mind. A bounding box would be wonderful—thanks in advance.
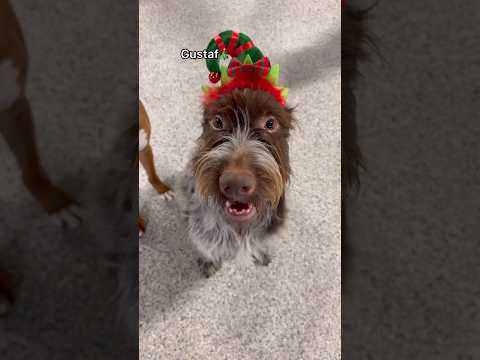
[219,170,256,199]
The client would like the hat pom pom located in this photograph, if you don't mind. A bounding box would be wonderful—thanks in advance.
[209,72,220,83]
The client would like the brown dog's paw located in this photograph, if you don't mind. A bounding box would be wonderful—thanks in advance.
[158,190,174,201]
[48,203,83,229]
[150,178,171,195]
[138,217,146,238]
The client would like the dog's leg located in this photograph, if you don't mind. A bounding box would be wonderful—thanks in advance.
[138,216,145,237]
[139,144,173,198]
[0,97,80,221]
[192,231,222,277]
[192,234,224,278]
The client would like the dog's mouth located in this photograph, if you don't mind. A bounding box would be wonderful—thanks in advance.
[224,200,256,222]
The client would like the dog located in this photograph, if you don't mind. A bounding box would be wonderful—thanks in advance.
[138,99,173,235]
[178,30,294,277]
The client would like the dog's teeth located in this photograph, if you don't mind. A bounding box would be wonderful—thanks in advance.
[225,201,255,217]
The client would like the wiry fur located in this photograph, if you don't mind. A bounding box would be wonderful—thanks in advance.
[177,88,294,276]
[342,2,379,280]
[342,3,378,196]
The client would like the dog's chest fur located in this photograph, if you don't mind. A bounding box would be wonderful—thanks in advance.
[177,170,280,264]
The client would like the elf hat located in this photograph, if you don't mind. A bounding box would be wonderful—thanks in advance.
[201,30,289,107]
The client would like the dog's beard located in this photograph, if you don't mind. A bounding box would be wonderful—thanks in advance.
[200,195,278,238]
[194,125,285,226]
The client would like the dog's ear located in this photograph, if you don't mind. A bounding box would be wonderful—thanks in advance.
[285,105,296,114]
[281,104,297,131]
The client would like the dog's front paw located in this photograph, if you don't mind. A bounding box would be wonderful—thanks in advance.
[197,258,221,278]
[158,190,174,201]
[138,217,145,238]
[253,252,271,267]
[48,203,83,229]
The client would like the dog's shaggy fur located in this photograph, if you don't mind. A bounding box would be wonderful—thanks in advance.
[342,5,374,195]
[177,88,294,277]
[341,2,378,278]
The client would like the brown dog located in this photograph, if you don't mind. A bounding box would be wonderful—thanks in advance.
[138,99,173,235]
[0,0,83,314]
[0,1,78,217]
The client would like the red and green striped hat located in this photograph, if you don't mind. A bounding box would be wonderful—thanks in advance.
[201,30,289,107]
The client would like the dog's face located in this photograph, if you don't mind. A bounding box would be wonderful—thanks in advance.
[193,88,294,226]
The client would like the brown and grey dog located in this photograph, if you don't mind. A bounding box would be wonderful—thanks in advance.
[178,89,295,277]
[138,99,173,235]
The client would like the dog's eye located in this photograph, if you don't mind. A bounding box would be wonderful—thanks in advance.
[211,115,224,130]
[263,117,277,131]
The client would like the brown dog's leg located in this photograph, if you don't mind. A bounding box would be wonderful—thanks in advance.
[139,145,171,194]
[1,2,75,216]
[0,97,73,214]
[138,216,145,236]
